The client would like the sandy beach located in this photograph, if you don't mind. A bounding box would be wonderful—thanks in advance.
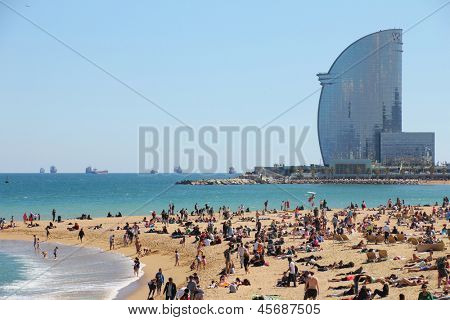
[0,202,449,300]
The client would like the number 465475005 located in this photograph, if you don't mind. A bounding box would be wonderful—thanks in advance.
[257,303,320,315]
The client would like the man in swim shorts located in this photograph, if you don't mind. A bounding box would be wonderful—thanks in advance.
[304,272,319,300]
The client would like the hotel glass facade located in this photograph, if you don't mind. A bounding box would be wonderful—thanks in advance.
[317,29,403,165]
[380,132,435,166]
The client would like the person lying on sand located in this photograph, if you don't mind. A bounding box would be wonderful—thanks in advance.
[352,240,366,249]
[308,260,355,272]
[326,284,355,297]
[336,266,364,276]
[407,252,433,263]
[386,275,428,287]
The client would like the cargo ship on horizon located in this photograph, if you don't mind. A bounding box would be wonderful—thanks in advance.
[86,166,108,174]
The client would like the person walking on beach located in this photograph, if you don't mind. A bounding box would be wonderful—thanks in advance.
[264,200,268,212]
[33,235,37,251]
[53,247,59,260]
[46,226,50,240]
[163,277,177,300]
[237,243,245,268]
[175,250,180,266]
[133,257,141,277]
[436,255,449,288]
[243,245,250,274]
[304,272,319,300]
[224,248,232,275]
[155,268,165,295]
[36,238,40,253]
[109,234,115,250]
[135,236,142,256]
[52,209,56,222]
[78,228,85,243]
[147,279,157,300]
[287,257,297,287]
[187,275,197,298]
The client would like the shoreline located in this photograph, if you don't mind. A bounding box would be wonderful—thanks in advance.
[0,234,145,300]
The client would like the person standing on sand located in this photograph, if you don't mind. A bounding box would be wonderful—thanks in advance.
[287,257,297,287]
[163,277,177,300]
[52,209,56,222]
[46,226,50,240]
[175,250,180,266]
[187,275,197,297]
[304,272,319,300]
[237,243,245,268]
[224,248,232,275]
[109,234,115,250]
[436,255,449,288]
[264,200,268,212]
[33,235,37,251]
[135,236,142,255]
[53,247,58,260]
[78,228,85,243]
[155,268,165,295]
[243,245,250,274]
[133,257,140,277]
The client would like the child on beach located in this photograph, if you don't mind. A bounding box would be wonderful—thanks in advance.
[78,228,85,243]
[175,250,180,266]
[201,255,207,269]
[109,234,115,250]
[147,279,157,299]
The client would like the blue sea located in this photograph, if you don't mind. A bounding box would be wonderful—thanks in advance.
[0,240,137,299]
[1,173,450,220]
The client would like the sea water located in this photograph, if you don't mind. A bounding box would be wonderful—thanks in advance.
[0,240,137,299]
[1,173,450,219]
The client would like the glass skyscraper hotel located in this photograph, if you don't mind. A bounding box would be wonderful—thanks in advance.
[317,29,434,166]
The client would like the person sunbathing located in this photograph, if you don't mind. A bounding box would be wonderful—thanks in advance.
[407,252,433,263]
[328,274,358,282]
[352,240,366,249]
[388,275,428,287]
[336,266,364,276]
[433,290,449,300]
[326,284,355,298]
[296,255,322,263]
[309,260,354,272]
[399,260,435,272]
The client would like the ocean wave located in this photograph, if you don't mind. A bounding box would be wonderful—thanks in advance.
[0,240,140,300]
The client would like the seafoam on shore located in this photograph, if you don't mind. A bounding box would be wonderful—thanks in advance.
[0,240,140,300]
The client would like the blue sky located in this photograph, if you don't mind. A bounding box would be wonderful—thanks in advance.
[0,0,449,173]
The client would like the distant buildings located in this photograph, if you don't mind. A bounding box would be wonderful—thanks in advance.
[317,29,435,167]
